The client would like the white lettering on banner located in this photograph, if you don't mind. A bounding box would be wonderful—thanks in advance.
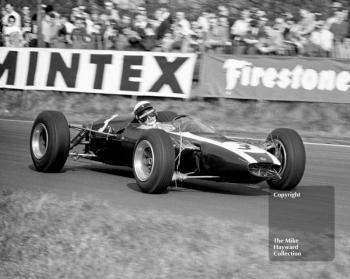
[337,71,350,91]
[223,58,350,93]
[318,71,336,90]
[223,59,251,93]
[0,48,197,98]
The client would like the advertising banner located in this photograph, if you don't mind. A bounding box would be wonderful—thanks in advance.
[0,48,197,98]
[199,54,350,103]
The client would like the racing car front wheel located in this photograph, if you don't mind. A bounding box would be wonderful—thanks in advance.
[133,129,175,194]
[30,111,70,172]
[265,128,306,190]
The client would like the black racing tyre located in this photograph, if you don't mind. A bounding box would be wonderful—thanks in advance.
[157,111,178,122]
[133,129,175,194]
[266,128,306,190]
[30,111,70,172]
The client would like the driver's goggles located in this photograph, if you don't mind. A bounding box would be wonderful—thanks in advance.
[139,110,156,122]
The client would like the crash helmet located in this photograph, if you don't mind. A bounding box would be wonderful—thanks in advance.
[133,101,157,125]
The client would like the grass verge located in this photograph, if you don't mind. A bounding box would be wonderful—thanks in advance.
[0,188,349,279]
[1,89,350,142]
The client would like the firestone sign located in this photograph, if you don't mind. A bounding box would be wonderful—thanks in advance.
[223,58,350,93]
[200,54,350,103]
[0,48,197,98]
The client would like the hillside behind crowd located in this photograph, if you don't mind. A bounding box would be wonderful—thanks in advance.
[1,0,350,58]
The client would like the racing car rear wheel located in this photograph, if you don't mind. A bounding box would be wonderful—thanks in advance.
[157,111,178,122]
[133,129,175,193]
[30,111,70,172]
[265,128,306,190]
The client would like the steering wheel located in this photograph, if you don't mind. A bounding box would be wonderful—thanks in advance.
[171,114,189,132]
[172,114,189,122]
[171,114,189,130]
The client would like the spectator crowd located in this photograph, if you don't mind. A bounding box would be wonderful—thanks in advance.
[1,1,350,58]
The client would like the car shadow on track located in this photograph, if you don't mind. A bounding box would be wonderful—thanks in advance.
[127,180,269,196]
[175,180,270,196]
[63,164,135,178]
[32,163,269,196]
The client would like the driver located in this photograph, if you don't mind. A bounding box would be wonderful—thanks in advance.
[133,101,158,128]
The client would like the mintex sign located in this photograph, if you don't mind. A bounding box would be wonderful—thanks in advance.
[200,54,350,103]
[0,48,196,98]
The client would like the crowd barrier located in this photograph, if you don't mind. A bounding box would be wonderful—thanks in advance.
[1,47,350,103]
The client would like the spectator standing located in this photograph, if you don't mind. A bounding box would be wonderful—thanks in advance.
[70,7,80,23]
[338,10,349,58]
[296,9,316,56]
[206,16,229,53]
[287,10,314,55]
[3,15,23,47]
[55,16,73,48]
[326,1,343,29]
[273,17,287,34]
[256,23,284,55]
[243,19,261,55]
[231,9,252,54]
[173,11,192,52]
[104,20,118,49]
[21,6,31,33]
[217,17,230,46]
[71,17,90,49]
[272,18,289,55]
[20,6,32,46]
[309,20,334,57]
[231,9,251,39]
[124,12,148,50]
[218,5,229,18]
[63,16,75,44]
[27,13,38,47]
[88,13,104,49]
[252,11,268,37]
[152,8,163,30]
[197,11,210,45]
[298,9,316,34]
[3,4,21,29]
[133,12,148,31]
[328,9,349,58]
[327,8,347,40]
[116,14,132,50]
[155,7,172,40]
[142,21,157,51]
[42,11,59,47]
[282,18,300,55]
[105,1,119,22]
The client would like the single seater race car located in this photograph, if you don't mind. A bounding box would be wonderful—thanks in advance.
[30,110,306,194]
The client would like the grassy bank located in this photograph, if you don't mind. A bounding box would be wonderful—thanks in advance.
[0,188,349,279]
[0,89,350,142]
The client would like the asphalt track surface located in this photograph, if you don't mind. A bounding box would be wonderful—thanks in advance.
[1,119,350,233]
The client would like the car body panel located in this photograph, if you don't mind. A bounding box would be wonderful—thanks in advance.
[85,114,280,184]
